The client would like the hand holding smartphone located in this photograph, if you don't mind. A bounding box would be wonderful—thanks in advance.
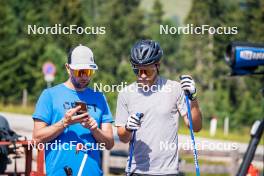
[63,101,89,126]
[75,101,87,115]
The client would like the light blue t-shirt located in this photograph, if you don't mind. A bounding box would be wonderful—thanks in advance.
[32,83,113,176]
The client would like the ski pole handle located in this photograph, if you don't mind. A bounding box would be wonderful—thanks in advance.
[179,75,190,95]
[64,166,72,176]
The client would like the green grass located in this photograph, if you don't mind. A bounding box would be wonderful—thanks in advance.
[179,125,264,145]
[0,103,34,115]
[180,154,227,165]
[179,126,250,142]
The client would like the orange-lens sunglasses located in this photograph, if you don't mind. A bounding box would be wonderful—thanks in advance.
[133,68,156,77]
[71,69,95,77]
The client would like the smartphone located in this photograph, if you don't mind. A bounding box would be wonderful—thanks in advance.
[75,101,87,115]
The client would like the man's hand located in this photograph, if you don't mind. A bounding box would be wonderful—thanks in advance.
[180,75,197,101]
[125,114,141,131]
[32,106,88,144]
[63,106,89,127]
[81,117,114,149]
[81,116,98,132]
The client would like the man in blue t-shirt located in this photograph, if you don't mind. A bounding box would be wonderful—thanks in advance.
[32,44,114,176]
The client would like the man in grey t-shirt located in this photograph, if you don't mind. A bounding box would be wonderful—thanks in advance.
[115,40,202,176]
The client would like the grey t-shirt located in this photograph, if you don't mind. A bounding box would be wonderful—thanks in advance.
[115,76,187,175]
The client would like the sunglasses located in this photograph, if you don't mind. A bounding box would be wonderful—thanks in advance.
[133,67,156,77]
[71,69,95,77]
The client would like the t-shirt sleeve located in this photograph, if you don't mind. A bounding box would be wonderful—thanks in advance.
[32,89,53,125]
[176,85,188,117]
[101,94,114,123]
[115,92,129,127]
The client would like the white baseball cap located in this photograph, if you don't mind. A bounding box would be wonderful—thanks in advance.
[68,44,98,70]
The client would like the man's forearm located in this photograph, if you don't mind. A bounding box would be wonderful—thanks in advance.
[92,128,114,150]
[117,127,132,143]
[191,99,202,132]
[33,120,65,143]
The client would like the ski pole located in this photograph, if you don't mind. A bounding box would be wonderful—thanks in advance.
[184,94,200,176]
[76,143,92,176]
[78,153,88,176]
[127,113,144,176]
[180,75,200,175]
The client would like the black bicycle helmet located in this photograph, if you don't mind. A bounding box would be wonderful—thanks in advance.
[130,40,163,66]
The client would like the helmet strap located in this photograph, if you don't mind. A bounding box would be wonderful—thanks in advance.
[155,64,159,75]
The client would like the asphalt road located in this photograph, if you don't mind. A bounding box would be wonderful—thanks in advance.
[1,111,263,154]
[0,111,263,174]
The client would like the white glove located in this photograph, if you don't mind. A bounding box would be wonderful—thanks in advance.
[180,75,197,101]
[125,114,141,131]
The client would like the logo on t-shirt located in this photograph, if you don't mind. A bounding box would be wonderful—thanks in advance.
[63,102,97,112]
